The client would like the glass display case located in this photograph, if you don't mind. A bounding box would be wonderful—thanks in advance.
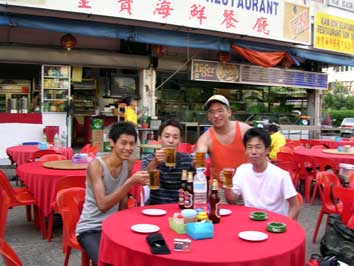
[72,79,97,115]
[41,65,71,113]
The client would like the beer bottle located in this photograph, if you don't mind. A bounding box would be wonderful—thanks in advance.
[178,170,188,209]
[208,179,220,224]
[184,171,194,209]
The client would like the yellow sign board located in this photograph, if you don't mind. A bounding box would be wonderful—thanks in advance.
[314,13,354,55]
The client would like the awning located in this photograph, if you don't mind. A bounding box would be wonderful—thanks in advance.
[0,12,353,67]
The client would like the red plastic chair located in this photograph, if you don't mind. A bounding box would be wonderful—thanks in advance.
[312,172,343,243]
[310,157,338,204]
[311,145,327,150]
[177,143,194,154]
[332,186,354,229]
[39,154,66,162]
[56,187,90,266]
[0,240,22,266]
[128,160,144,206]
[79,144,91,154]
[43,126,59,144]
[0,190,10,240]
[0,170,44,238]
[47,175,86,242]
[86,145,98,156]
[348,171,354,188]
[293,153,316,203]
[276,161,299,189]
[29,150,60,162]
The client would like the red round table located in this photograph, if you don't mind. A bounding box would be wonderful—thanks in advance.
[6,145,73,165]
[293,148,354,165]
[310,139,354,149]
[99,204,305,266]
[16,162,86,217]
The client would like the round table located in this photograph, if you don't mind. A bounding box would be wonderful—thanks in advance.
[99,204,305,266]
[16,161,86,217]
[6,145,73,165]
[293,148,354,165]
[310,139,354,149]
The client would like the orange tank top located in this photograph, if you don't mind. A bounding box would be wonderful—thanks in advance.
[209,121,248,180]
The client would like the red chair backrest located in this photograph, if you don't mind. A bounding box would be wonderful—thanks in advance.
[29,150,59,162]
[0,190,10,240]
[348,171,354,183]
[80,144,91,154]
[316,171,342,207]
[276,161,298,186]
[313,157,338,173]
[43,126,59,144]
[0,240,22,266]
[39,154,66,162]
[332,186,354,228]
[86,146,98,156]
[55,175,86,193]
[277,152,294,162]
[129,160,143,206]
[56,188,85,245]
[0,170,19,205]
[177,143,194,154]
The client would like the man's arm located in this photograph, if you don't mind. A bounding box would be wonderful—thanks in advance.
[239,122,251,137]
[224,187,240,205]
[88,159,149,213]
[143,149,167,171]
[195,131,210,153]
[287,195,301,220]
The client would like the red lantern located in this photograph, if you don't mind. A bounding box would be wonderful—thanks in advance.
[217,52,231,63]
[152,45,166,57]
[60,34,77,51]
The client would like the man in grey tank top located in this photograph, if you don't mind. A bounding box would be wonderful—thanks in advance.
[76,122,149,265]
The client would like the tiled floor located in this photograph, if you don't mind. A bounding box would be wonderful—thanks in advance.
[2,167,327,266]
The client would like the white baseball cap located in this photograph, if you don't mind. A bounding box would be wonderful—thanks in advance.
[205,95,230,110]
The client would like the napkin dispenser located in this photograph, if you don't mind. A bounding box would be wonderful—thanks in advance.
[186,221,214,240]
[38,142,48,150]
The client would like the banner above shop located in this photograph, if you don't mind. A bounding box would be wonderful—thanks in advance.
[191,59,327,90]
[314,12,354,55]
[1,0,311,45]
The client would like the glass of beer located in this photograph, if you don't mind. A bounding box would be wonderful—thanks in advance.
[165,147,176,167]
[194,152,206,168]
[222,168,235,188]
[149,169,160,190]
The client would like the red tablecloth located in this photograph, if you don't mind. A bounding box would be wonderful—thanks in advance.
[16,162,86,216]
[6,145,73,165]
[99,204,305,266]
[293,148,354,165]
[311,139,354,149]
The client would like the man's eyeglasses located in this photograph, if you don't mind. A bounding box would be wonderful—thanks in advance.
[208,108,226,116]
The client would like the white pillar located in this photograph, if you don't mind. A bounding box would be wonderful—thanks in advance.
[139,68,156,117]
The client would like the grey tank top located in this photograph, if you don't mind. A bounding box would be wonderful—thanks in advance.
[76,157,129,235]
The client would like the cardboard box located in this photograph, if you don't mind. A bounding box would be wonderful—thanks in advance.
[92,141,104,152]
[91,129,103,142]
[91,118,104,130]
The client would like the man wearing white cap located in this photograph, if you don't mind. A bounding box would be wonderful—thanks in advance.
[196,95,251,201]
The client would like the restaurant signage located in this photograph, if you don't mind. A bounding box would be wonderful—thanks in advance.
[328,0,354,12]
[1,0,311,45]
[314,12,354,55]
[191,59,328,90]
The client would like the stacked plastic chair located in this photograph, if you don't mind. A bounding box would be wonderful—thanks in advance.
[0,170,44,238]
[47,175,86,242]
[332,186,354,230]
[312,171,343,243]
[56,187,90,266]
[39,154,66,162]
[0,186,23,266]
[28,150,60,162]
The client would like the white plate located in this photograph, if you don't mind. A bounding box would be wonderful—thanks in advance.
[238,231,268,241]
[131,224,160,234]
[220,208,232,216]
[142,209,167,216]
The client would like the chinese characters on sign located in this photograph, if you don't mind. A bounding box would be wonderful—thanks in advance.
[328,0,354,12]
[314,13,354,55]
[4,0,310,45]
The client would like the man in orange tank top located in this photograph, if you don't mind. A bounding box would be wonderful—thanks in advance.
[196,95,251,201]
